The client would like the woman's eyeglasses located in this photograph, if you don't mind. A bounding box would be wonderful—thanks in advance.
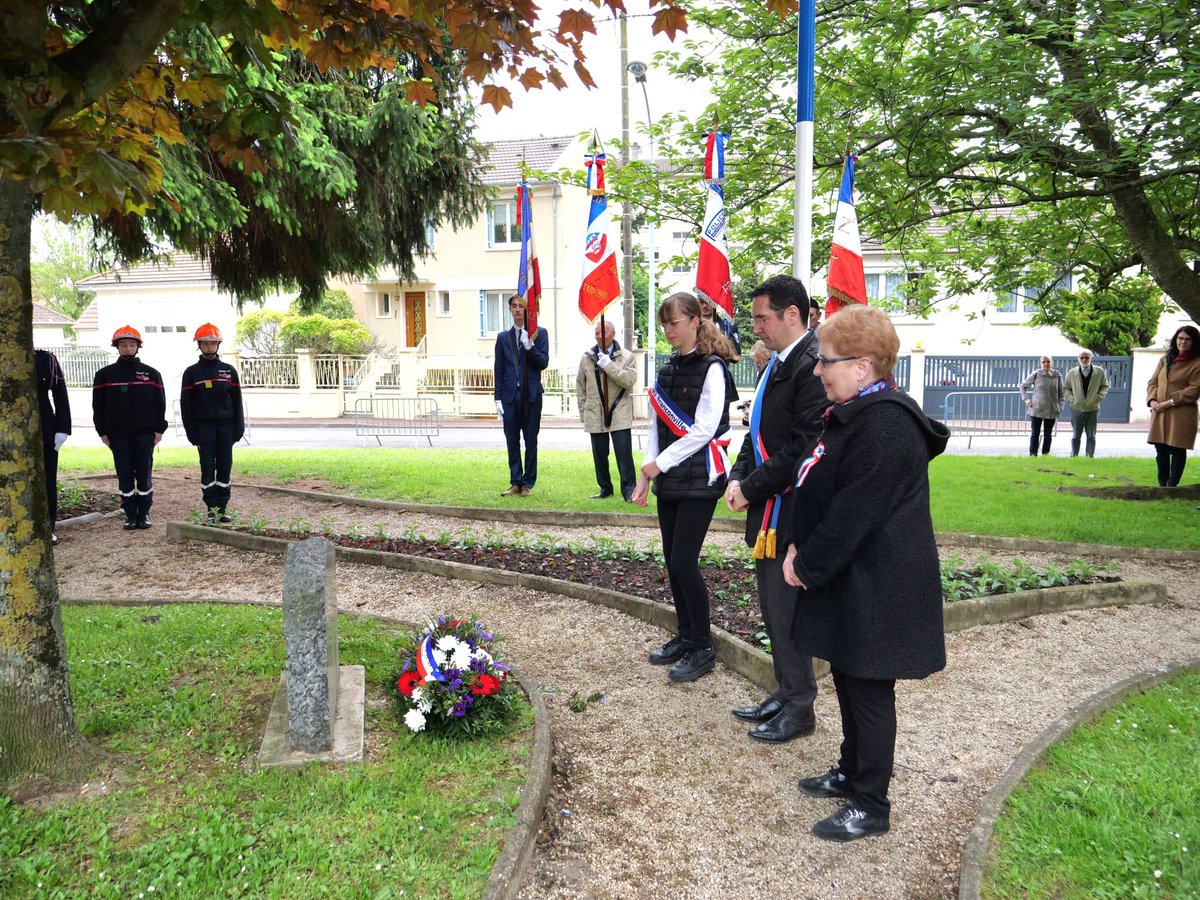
[816,355,859,366]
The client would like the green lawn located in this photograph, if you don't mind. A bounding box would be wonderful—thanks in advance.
[59,448,1199,549]
[982,672,1200,898]
[0,604,532,899]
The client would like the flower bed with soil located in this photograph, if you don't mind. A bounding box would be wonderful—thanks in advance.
[57,481,120,518]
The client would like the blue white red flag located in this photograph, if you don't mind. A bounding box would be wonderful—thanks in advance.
[703,132,728,180]
[826,155,867,315]
[578,152,621,322]
[696,182,734,318]
[516,182,542,334]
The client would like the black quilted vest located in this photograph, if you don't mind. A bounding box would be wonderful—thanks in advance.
[654,352,735,501]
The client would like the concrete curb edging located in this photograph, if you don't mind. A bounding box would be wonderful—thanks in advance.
[957,656,1200,899]
[56,509,123,528]
[942,579,1166,632]
[57,595,551,900]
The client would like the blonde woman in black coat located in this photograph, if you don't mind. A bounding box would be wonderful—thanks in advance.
[783,304,949,842]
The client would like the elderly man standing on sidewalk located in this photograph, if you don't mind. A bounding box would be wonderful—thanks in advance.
[1064,350,1110,458]
[576,320,638,501]
[724,274,828,743]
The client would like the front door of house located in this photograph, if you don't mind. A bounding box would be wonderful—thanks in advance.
[405,292,426,348]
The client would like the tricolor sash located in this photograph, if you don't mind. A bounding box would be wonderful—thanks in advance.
[648,381,731,486]
[748,353,787,559]
[416,635,447,683]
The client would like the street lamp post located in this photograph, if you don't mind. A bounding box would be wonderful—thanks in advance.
[627,59,656,382]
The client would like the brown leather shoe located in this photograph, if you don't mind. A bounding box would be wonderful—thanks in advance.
[519,486,532,496]
[500,485,521,496]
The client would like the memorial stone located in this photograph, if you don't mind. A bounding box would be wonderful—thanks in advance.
[282,536,338,752]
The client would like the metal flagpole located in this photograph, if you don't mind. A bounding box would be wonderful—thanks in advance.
[792,0,816,289]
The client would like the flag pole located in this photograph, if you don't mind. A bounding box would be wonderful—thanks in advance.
[792,0,816,289]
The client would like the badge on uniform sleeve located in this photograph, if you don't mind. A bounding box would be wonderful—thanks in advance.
[205,381,213,388]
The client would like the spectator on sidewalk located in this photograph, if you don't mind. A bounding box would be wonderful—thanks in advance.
[576,320,638,501]
[1146,325,1200,487]
[1063,350,1109,457]
[1020,355,1064,456]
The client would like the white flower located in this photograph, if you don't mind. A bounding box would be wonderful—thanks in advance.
[404,709,427,732]
[410,687,433,713]
[450,644,473,671]
[1154,870,1162,878]
[434,635,466,666]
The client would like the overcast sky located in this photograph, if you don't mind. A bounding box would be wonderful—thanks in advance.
[471,1,715,151]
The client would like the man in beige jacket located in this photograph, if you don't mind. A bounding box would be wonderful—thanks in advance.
[576,320,638,500]
[1064,349,1109,457]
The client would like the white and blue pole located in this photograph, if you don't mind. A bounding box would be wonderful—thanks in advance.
[792,0,815,289]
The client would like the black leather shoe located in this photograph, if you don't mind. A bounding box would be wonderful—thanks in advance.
[748,711,815,743]
[217,508,233,524]
[590,490,613,500]
[648,635,688,666]
[136,513,152,529]
[812,800,889,842]
[732,697,784,722]
[799,766,853,799]
[124,514,138,531]
[668,647,716,682]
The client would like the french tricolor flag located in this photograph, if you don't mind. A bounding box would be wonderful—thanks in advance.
[825,155,867,315]
[695,132,734,319]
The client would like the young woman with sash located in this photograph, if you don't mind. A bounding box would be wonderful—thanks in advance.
[632,292,739,682]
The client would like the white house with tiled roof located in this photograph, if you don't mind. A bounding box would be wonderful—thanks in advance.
[32,302,74,345]
[352,134,602,363]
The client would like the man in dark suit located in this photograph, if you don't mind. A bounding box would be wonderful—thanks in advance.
[725,275,828,743]
[36,349,72,544]
[494,294,549,496]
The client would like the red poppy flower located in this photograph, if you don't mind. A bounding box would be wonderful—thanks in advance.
[471,674,501,696]
[397,671,422,697]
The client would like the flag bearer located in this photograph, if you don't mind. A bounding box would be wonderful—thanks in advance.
[180,323,244,522]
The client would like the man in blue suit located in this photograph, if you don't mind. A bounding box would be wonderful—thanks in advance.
[494,294,549,495]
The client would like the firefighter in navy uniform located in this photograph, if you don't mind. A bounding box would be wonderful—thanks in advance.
[180,323,244,523]
[92,326,167,530]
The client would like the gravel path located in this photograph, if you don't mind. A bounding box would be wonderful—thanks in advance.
[54,472,1200,899]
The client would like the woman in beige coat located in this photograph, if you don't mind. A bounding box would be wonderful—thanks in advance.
[577,320,639,500]
[1147,325,1200,487]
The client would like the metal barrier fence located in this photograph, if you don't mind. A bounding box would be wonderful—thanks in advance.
[941,391,1029,448]
[353,396,440,445]
[728,353,910,390]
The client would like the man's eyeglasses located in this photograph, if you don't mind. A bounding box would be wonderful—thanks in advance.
[816,355,860,366]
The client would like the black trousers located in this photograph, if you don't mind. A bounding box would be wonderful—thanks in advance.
[194,421,235,510]
[1029,417,1056,455]
[1153,443,1187,487]
[42,439,58,527]
[756,556,817,717]
[590,429,636,498]
[656,496,717,648]
[831,666,897,817]
[502,395,542,488]
[109,432,155,515]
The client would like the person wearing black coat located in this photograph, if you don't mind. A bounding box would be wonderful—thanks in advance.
[181,324,245,522]
[35,349,72,543]
[725,275,828,744]
[92,326,167,530]
[783,304,950,843]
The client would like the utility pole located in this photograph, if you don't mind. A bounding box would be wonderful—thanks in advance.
[619,14,635,348]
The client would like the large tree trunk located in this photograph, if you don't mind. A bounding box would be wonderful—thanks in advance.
[0,179,83,782]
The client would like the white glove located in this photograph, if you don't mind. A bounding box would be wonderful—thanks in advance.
[495,400,504,422]
[54,432,68,452]
[596,354,611,370]
[519,329,533,350]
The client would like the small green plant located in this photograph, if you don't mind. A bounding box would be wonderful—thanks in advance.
[567,691,605,713]
[56,479,87,509]
[374,522,390,540]
[401,523,424,541]
[319,515,336,536]
[246,511,269,535]
[346,523,364,540]
[700,543,727,568]
[287,515,313,535]
[186,508,206,525]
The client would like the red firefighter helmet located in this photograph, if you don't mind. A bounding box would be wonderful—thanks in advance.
[111,325,143,347]
[194,323,223,343]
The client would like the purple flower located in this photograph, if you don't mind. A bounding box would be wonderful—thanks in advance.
[452,700,469,717]
[476,630,494,642]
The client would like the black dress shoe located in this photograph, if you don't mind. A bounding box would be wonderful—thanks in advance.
[217,508,232,524]
[798,766,853,799]
[748,710,815,743]
[648,634,688,666]
[812,800,889,842]
[732,697,784,722]
[668,647,716,682]
[136,512,153,529]
[590,490,613,499]
[124,514,138,531]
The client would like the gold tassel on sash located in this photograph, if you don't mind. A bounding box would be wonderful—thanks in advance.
[764,529,777,559]
[752,530,767,559]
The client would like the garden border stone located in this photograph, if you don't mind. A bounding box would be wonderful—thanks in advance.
[957,656,1200,900]
[57,596,552,900]
[166,523,1168,692]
